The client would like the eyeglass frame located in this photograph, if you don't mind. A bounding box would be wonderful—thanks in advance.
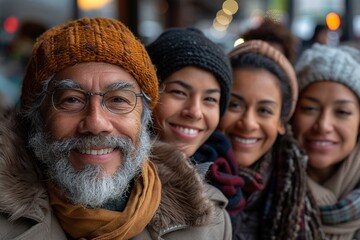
[45,79,144,115]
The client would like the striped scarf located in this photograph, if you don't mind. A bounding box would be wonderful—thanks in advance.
[307,142,360,239]
[319,185,360,224]
[194,130,325,239]
[193,130,245,224]
[260,134,324,239]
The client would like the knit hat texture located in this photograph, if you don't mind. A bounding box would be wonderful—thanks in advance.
[296,43,360,99]
[228,40,298,120]
[20,17,158,111]
[146,28,232,116]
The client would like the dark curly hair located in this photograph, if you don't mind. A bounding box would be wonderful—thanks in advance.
[241,18,299,64]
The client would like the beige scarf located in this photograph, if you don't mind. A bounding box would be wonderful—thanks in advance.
[48,160,161,240]
[307,142,360,240]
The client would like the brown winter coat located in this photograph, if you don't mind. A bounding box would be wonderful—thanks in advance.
[0,112,231,240]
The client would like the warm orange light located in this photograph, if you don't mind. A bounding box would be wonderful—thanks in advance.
[326,12,341,31]
[77,0,112,10]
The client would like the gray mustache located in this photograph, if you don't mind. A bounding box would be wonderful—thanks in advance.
[47,135,134,159]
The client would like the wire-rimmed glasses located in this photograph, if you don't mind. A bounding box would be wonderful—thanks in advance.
[48,87,143,114]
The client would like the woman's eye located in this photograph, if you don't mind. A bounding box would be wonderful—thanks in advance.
[228,101,243,111]
[258,107,273,116]
[164,88,188,98]
[172,89,186,95]
[299,105,318,113]
[336,109,352,116]
[204,96,218,103]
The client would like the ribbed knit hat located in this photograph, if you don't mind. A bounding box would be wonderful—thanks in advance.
[20,17,158,111]
[146,28,232,116]
[296,43,360,99]
[228,40,298,120]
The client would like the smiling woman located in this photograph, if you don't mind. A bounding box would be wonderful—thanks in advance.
[293,43,360,239]
[221,40,324,239]
[146,27,232,157]
[146,27,234,240]
[151,66,221,156]
[220,67,285,167]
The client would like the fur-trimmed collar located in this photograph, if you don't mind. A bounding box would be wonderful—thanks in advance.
[0,110,48,222]
[149,141,215,232]
[0,111,214,230]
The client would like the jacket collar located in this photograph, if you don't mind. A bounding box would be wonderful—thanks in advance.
[149,141,215,232]
[0,110,48,222]
[0,111,215,229]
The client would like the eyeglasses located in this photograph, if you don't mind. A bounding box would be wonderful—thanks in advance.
[48,87,143,114]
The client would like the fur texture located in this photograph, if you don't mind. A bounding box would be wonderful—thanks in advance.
[150,141,215,230]
[0,110,215,229]
[0,110,48,221]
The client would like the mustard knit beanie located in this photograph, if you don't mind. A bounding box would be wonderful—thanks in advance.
[20,17,158,111]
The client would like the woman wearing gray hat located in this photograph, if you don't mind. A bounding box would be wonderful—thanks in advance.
[293,43,360,239]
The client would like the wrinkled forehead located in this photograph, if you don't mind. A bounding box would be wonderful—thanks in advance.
[50,62,141,92]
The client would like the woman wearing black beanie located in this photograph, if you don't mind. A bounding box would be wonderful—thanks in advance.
[146,28,232,157]
[146,28,233,240]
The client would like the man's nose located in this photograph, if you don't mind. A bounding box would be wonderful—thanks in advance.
[77,96,114,135]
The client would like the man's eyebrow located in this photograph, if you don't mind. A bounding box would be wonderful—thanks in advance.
[51,80,136,91]
[52,79,81,89]
[105,82,135,91]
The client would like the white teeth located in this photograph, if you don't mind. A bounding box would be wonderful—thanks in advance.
[234,137,257,144]
[312,141,333,146]
[176,126,199,135]
[79,148,114,155]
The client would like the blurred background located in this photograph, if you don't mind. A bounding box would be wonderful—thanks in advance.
[0,0,358,110]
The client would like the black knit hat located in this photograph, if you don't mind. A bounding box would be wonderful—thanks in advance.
[146,28,232,116]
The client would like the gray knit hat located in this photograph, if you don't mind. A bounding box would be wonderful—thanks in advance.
[146,28,232,116]
[296,43,360,99]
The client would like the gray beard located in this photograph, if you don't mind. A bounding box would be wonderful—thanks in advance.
[28,127,151,208]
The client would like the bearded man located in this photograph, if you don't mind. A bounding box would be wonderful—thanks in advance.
[0,17,231,239]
